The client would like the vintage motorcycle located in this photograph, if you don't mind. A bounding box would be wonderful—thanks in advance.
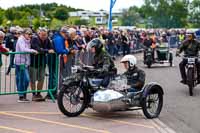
[57,65,164,119]
[144,44,173,68]
[182,56,199,96]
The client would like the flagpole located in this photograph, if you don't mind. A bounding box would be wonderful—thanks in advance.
[108,0,117,31]
[40,4,42,27]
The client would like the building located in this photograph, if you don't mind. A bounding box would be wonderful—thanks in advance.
[69,10,122,25]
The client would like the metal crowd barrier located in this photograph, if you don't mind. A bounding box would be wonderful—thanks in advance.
[0,52,59,102]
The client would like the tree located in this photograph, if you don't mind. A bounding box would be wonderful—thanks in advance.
[54,7,69,21]
[5,9,15,21]
[189,0,200,27]
[168,0,188,28]
[74,19,88,26]
[121,7,141,26]
[138,0,188,28]
[0,10,4,25]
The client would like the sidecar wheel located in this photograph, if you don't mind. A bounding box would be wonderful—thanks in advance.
[141,89,163,119]
[57,84,88,117]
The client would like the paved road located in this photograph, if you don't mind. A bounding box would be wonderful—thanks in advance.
[1,50,200,133]
[0,95,164,133]
[131,51,200,133]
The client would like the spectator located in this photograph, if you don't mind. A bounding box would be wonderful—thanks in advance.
[107,32,116,58]
[121,31,130,56]
[52,26,70,94]
[15,28,38,103]
[65,28,77,75]
[6,27,21,75]
[30,27,54,101]
[0,31,9,69]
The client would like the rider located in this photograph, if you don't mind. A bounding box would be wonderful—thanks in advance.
[120,55,145,93]
[87,38,117,87]
[143,32,156,61]
[176,30,200,84]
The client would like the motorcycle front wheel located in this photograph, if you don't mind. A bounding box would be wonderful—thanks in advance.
[57,84,88,117]
[141,89,163,119]
[146,55,152,68]
[187,68,194,96]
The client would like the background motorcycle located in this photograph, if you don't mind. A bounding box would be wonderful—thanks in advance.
[144,46,173,68]
[182,56,198,96]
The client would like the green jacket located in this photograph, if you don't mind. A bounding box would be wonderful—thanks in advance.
[179,39,200,56]
[93,49,115,72]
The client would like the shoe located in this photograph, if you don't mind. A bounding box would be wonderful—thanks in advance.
[32,95,38,101]
[112,56,116,60]
[45,94,57,100]
[6,71,10,75]
[45,95,51,100]
[35,94,45,102]
[22,98,30,102]
[180,80,187,84]
[17,97,30,103]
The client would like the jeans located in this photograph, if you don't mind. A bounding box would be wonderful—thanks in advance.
[108,45,115,57]
[15,65,30,97]
[6,54,15,74]
[122,44,130,56]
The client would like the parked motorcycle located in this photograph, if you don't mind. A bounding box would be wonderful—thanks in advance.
[57,65,164,119]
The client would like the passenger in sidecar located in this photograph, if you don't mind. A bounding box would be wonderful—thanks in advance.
[156,42,169,61]
[120,55,145,95]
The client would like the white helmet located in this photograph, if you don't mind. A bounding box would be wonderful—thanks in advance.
[186,29,194,35]
[120,55,137,67]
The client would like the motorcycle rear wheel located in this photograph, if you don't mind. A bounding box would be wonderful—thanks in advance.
[57,84,88,117]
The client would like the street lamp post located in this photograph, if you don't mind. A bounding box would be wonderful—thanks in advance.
[27,15,34,27]
[108,0,117,31]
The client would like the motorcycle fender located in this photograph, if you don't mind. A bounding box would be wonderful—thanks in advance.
[145,55,152,63]
[147,53,152,56]
[142,82,164,99]
[188,65,194,68]
[62,74,81,86]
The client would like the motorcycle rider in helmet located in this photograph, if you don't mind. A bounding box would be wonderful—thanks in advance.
[143,32,156,62]
[120,55,145,93]
[87,38,117,87]
[176,30,200,84]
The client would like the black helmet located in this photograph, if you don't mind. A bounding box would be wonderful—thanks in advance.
[87,38,103,52]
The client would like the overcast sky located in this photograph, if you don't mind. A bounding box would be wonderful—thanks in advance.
[0,0,144,11]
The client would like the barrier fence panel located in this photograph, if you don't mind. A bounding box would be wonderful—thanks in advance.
[0,52,59,102]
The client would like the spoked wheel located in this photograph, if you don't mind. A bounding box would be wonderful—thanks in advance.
[57,84,88,117]
[141,89,163,119]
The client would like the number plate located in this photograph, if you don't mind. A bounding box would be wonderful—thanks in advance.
[188,58,195,63]
[71,66,78,73]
